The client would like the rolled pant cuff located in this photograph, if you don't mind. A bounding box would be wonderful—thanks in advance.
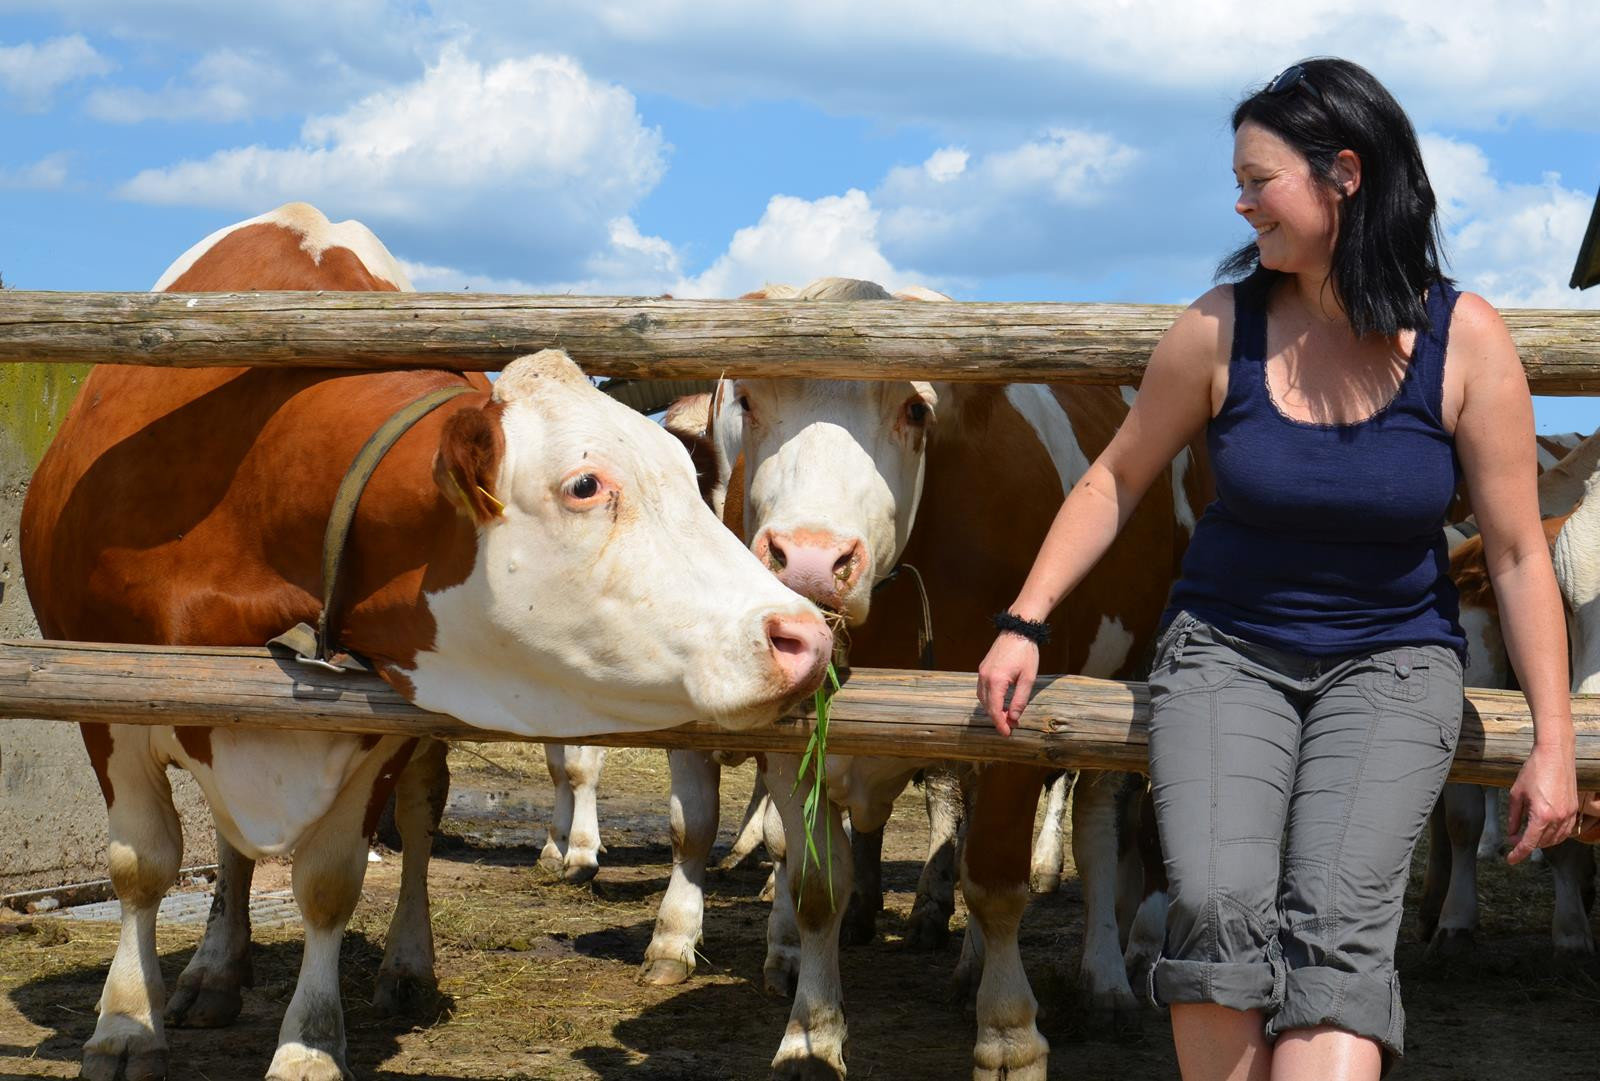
[1265,966,1403,1060]
[1150,955,1284,1014]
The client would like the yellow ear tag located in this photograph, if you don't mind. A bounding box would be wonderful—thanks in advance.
[475,484,506,517]
[446,473,504,518]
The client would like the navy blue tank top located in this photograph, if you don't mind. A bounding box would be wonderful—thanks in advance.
[1164,278,1468,659]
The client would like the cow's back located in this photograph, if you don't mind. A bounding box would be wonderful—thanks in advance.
[20,204,490,650]
[850,383,1209,677]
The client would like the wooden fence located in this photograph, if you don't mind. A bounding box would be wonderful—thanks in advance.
[5,290,1600,389]
[3,289,1600,787]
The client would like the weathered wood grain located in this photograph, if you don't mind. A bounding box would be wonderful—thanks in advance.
[0,640,1592,786]
[5,291,1600,392]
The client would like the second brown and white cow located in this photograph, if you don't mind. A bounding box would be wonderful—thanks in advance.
[639,277,1209,1079]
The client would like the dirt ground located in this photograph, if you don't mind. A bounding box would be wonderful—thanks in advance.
[3,744,1599,1080]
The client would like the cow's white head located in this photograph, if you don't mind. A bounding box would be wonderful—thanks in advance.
[715,278,944,625]
[407,350,831,737]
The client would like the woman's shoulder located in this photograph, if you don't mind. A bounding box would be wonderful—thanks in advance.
[1146,286,1235,387]
[1443,289,1524,391]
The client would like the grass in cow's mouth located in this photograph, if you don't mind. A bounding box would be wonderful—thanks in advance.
[793,660,841,912]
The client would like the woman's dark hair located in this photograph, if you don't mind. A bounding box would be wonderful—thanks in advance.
[1217,57,1450,337]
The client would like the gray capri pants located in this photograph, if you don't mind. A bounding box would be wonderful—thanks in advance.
[1146,610,1464,1062]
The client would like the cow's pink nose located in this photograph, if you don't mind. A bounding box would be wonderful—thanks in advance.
[765,610,832,697]
[759,529,867,608]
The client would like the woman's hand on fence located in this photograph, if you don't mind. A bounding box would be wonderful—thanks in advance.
[977,633,1040,737]
[1506,739,1580,864]
[1575,791,1600,844]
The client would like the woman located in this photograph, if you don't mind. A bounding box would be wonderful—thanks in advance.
[977,58,1576,1081]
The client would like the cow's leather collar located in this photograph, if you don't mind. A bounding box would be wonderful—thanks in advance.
[269,382,477,672]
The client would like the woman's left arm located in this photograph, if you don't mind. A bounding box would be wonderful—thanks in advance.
[1451,292,1579,864]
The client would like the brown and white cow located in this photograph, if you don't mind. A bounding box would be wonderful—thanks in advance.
[1418,430,1596,958]
[18,203,831,1081]
[638,277,1208,1079]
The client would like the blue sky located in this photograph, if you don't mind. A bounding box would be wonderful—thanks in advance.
[4,1,1599,432]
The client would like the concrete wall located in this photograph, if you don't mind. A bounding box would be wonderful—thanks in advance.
[1,363,215,895]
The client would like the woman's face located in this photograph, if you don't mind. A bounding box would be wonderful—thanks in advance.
[1232,120,1342,277]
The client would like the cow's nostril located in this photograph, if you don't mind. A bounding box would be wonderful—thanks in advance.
[768,537,788,572]
[769,629,806,658]
[833,552,853,582]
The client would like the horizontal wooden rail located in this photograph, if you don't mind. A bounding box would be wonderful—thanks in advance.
[5,292,1600,392]
[0,640,1593,786]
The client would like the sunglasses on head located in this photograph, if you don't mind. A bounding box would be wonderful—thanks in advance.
[1266,64,1324,105]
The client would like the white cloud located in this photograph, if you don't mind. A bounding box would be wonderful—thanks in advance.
[924,147,968,183]
[116,48,669,279]
[0,152,69,190]
[84,48,309,123]
[674,189,926,299]
[1422,134,1600,310]
[0,34,112,110]
[876,130,1142,277]
[431,0,1600,131]
[402,216,683,296]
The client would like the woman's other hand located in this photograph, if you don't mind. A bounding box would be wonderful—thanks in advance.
[1506,738,1579,864]
[977,633,1040,737]
[1575,791,1600,844]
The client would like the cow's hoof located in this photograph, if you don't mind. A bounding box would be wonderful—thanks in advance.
[561,860,600,886]
[1029,870,1061,895]
[838,898,876,948]
[265,1042,349,1081]
[1079,985,1144,1039]
[1425,928,1475,962]
[771,1056,846,1081]
[903,903,951,951]
[372,968,439,1016]
[1553,940,1596,968]
[81,1048,167,1081]
[973,1026,1048,1080]
[763,954,799,998]
[637,955,694,986]
[164,981,243,1029]
[537,842,565,874]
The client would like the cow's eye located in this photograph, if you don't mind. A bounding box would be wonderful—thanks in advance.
[563,473,604,503]
[904,398,931,426]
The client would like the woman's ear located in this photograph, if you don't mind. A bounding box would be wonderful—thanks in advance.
[1334,149,1362,198]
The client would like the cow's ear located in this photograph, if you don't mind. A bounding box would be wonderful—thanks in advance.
[433,402,506,523]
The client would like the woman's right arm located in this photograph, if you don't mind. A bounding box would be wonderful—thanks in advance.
[977,288,1230,734]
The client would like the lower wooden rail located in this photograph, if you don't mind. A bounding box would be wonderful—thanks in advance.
[0,639,1595,786]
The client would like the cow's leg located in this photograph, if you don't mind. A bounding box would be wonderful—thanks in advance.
[1114,779,1142,947]
[1422,782,1483,958]
[268,738,413,1081]
[838,820,884,947]
[1549,839,1597,960]
[540,744,606,884]
[964,762,1050,1081]
[1123,785,1168,1004]
[907,764,969,950]
[641,750,721,985]
[1418,795,1451,943]
[374,737,448,1014]
[165,831,255,1028]
[1073,768,1143,1032]
[81,726,182,1081]
[721,770,771,870]
[765,754,852,1081]
[1029,771,1071,894]
[760,788,786,905]
[1477,787,1503,859]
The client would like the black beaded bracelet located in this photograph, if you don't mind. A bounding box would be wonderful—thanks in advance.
[992,611,1052,646]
